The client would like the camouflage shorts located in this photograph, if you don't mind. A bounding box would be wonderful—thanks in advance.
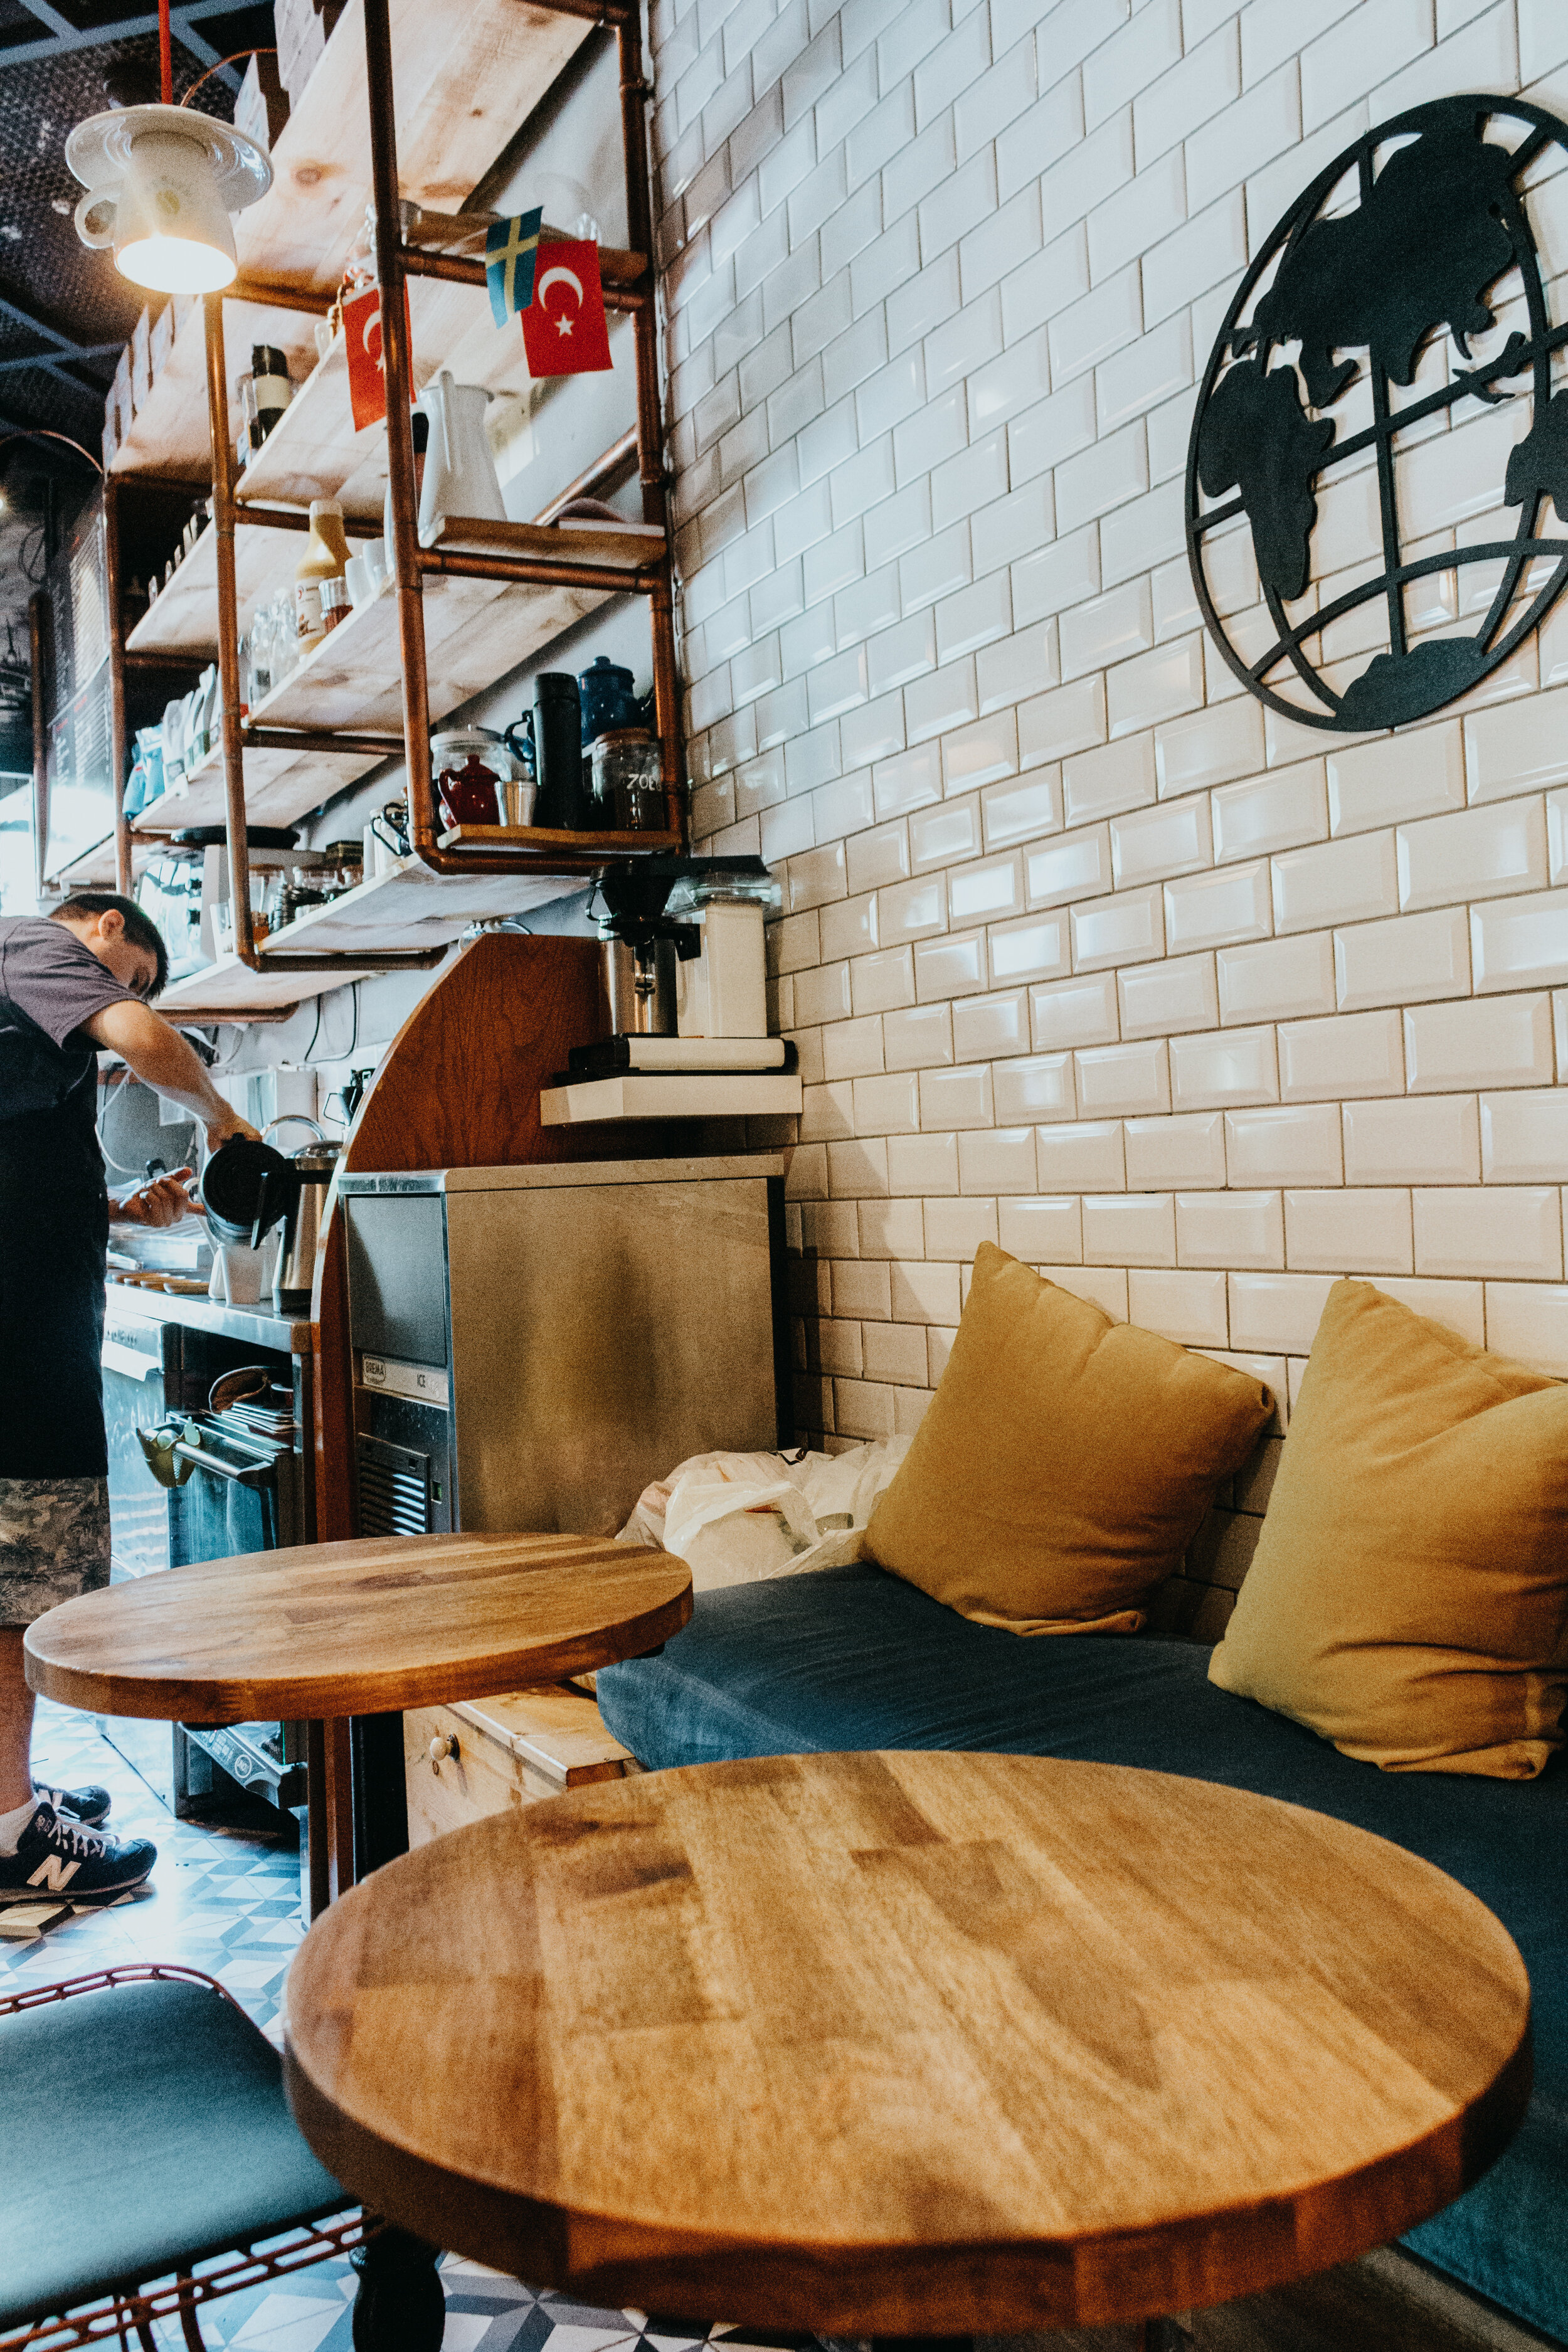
[0,1479,112,1628]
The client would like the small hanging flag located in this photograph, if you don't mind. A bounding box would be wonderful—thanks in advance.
[342,280,412,432]
[520,240,613,377]
[485,207,544,327]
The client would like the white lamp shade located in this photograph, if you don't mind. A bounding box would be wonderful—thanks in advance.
[66,105,269,295]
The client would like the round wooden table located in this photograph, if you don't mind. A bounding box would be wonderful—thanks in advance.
[24,1532,691,1911]
[283,1749,1531,2344]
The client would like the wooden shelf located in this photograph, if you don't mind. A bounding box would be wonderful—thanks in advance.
[54,834,124,888]
[125,514,300,657]
[438,824,681,854]
[540,1073,804,1124]
[134,740,376,838]
[256,853,593,956]
[110,0,592,483]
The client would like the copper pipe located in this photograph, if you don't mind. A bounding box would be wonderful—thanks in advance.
[243,726,405,757]
[417,548,660,595]
[364,0,450,877]
[520,0,633,22]
[123,647,211,671]
[228,275,337,315]
[618,12,684,839]
[103,475,132,896]
[534,425,638,522]
[234,505,384,539]
[398,243,650,313]
[203,291,257,968]
[28,589,47,898]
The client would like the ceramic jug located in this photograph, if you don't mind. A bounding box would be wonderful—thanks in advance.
[418,371,506,541]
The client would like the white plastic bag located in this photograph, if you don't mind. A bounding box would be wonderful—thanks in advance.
[618,1436,911,1592]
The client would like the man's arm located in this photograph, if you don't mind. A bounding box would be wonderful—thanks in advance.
[85,1000,262,1153]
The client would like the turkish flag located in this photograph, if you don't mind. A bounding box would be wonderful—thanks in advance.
[342,281,413,430]
[520,240,612,376]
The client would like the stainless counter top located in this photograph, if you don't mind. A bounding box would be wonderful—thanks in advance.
[103,1279,311,1357]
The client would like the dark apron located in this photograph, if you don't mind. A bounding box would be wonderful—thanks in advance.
[0,1102,110,1479]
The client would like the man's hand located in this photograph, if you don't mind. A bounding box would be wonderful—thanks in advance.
[86,1000,263,1152]
[205,1110,263,1153]
[114,1166,198,1228]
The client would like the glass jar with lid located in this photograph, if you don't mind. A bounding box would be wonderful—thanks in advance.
[589,729,664,830]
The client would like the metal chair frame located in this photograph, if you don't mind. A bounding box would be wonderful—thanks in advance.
[0,1963,373,2352]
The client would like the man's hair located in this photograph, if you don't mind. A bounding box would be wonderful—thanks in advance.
[51,892,169,997]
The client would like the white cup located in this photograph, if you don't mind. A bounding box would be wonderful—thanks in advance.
[344,553,374,608]
[220,1242,266,1306]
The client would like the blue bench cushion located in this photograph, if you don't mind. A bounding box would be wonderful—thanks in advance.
[0,1975,349,2329]
[597,1562,1568,2347]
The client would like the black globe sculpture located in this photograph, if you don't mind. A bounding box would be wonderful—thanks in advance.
[1187,95,1568,733]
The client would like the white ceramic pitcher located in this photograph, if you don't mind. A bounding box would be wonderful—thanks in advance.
[416,371,507,541]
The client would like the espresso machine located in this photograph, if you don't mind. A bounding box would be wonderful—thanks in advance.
[583,855,790,1076]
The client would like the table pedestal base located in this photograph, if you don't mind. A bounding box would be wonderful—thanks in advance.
[351,2227,445,2352]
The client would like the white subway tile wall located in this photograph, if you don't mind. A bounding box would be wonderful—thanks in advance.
[654,0,1568,1495]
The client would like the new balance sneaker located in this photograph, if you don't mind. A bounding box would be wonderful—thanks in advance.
[0,1803,155,1902]
[33,1781,112,1828]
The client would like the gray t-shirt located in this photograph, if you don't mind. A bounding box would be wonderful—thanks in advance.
[0,917,140,1138]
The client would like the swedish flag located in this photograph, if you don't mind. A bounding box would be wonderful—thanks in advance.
[485,208,544,327]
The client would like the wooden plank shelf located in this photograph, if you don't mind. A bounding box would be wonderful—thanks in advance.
[133,741,377,839]
[540,1073,805,1124]
[255,854,592,956]
[438,824,681,854]
[125,514,301,657]
[109,0,593,484]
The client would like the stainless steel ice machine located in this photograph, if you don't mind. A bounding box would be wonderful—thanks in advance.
[338,1154,788,1539]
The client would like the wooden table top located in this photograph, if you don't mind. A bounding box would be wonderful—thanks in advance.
[282,1750,1531,2335]
[24,1534,692,1724]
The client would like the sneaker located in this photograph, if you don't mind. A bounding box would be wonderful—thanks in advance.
[1,1804,156,1902]
[33,1781,111,1828]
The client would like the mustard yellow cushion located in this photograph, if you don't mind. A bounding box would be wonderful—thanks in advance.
[864,1243,1274,1634]
[1209,1278,1568,1778]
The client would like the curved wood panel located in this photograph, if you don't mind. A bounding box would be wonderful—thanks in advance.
[24,1533,690,1722]
[283,1751,1532,2336]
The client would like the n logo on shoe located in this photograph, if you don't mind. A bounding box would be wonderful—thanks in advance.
[27,1855,80,1892]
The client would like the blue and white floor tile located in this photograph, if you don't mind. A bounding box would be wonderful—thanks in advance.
[7,1706,832,2352]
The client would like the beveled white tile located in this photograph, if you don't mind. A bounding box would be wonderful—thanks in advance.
[924,1196,1001,1259]
[1061,731,1158,826]
[982,768,1062,850]
[909,795,982,871]
[1212,758,1329,864]
[952,988,1030,1061]
[1058,578,1154,679]
[1334,907,1470,1011]
[887,1130,959,1195]
[1126,1267,1229,1346]
[1480,1089,1568,1184]
[940,710,1019,798]
[1082,1191,1176,1268]
[1226,1103,1343,1186]
[877,872,949,941]
[1273,833,1399,935]
[993,1051,1076,1123]
[1484,1281,1568,1377]
[1072,1037,1170,1119]
[1285,1187,1412,1275]
[1177,1190,1285,1272]
[919,1061,995,1130]
[1343,1094,1480,1186]
[1163,861,1272,953]
[1106,635,1204,739]
[1399,798,1549,914]
[1414,1188,1564,1281]
[1326,723,1465,835]
[1227,1271,1336,1355]
[1110,793,1213,889]
[882,1004,955,1071]
[958,1125,1039,1194]
[1279,1006,1404,1101]
[1119,951,1219,1039]
[1404,993,1554,1093]
[1218,932,1337,1027]
[1027,825,1114,908]
[1123,1111,1226,1189]
[997,1194,1084,1264]
[1036,1118,1126,1191]
[1471,887,1568,994]
[913,930,988,1001]
[1031,971,1121,1051]
[1169,1025,1279,1109]
[988,911,1071,987]
[950,850,1026,924]
[1370,1278,1485,1347]
[1153,697,1264,798]
[1464,686,1568,805]
[1041,1262,1129,1319]
[1072,884,1165,972]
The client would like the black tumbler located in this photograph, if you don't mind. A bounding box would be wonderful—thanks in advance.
[532,672,589,828]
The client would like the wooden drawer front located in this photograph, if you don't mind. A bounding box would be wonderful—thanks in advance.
[403,1687,633,1848]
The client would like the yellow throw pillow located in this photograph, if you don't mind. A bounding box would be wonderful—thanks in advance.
[864,1243,1274,1634]
[1209,1278,1568,1778]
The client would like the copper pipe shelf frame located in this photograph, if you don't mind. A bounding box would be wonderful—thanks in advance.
[97,0,684,1002]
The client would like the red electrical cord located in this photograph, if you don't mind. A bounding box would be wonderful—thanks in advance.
[159,0,172,107]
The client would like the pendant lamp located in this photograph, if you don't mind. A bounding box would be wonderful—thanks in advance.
[65,0,270,294]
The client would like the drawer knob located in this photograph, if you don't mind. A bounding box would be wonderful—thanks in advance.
[428,1732,460,1768]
